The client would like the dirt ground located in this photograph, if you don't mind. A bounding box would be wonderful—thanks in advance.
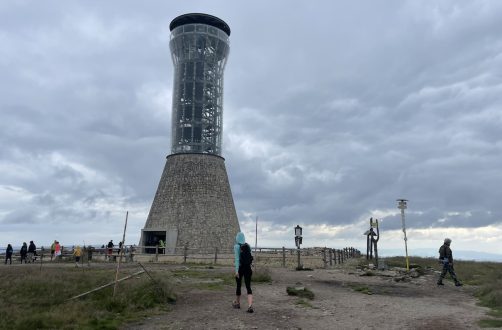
[122,262,494,330]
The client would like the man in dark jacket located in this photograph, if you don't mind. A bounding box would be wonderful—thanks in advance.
[20,242,28,264]
[5,244,13,264]
[437,238,462,286]
[28,241,37,263]
[107,240,114,260]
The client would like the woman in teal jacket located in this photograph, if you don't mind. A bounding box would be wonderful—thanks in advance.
[233,232,254,313]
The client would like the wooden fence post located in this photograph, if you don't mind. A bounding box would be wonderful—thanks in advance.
[155,246,159,262]
[214,247,218,264]
[282,247,286,268]
[323,248,327,269]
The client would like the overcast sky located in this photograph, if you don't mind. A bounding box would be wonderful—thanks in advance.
[1,1,501,256]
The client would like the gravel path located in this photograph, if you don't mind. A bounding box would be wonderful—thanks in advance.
[122,264,492,330]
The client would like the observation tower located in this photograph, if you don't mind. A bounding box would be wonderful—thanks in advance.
[140,13,240,252]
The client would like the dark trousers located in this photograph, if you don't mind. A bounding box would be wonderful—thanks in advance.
[4,254,12,264]
[236,266,253,295]
[439,263,459,282]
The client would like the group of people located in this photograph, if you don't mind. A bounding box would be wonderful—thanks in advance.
[3,241,38,264]
[50,240,62,261]
[3,240,84,266]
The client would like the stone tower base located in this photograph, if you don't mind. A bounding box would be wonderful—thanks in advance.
[141,153,240,252]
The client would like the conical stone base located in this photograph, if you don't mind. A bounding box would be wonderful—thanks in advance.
[141,153,240,251]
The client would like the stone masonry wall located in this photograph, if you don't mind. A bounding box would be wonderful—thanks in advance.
[143,153,241,250]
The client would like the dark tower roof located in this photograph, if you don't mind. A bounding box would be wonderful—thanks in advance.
[169,13,231,36]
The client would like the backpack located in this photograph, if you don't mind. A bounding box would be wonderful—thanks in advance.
[240,243,253,267]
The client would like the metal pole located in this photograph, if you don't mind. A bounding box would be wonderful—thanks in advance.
[255,216,258,270]
[297,247,301,269]
[113,211,129,297]
[400,207,410,271]
[397,199,410,271]
[255,216,258,255]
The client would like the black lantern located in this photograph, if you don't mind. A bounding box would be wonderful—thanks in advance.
[294,225,302,237]
[295,225,303,248]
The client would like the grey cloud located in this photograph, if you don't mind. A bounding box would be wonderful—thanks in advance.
[1,1,502,246]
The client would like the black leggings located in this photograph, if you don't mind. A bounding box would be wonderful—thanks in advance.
[236,266,252,295]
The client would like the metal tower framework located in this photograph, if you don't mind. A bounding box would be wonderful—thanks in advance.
[169,15,230,155]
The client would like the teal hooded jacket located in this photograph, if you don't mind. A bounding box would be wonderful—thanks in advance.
[234,232,245,272]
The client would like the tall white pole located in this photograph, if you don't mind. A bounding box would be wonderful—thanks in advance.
[255,216,258,254]
[397,199,410,271]
[113,211,128,297]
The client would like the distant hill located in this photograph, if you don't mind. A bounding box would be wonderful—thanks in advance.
[379,248,502,262]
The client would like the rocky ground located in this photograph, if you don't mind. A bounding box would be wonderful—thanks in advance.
[122,261,495,330]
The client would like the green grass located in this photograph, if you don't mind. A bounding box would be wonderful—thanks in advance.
[0,266,175,330]
[479,319,502,328]
[294,298,313,308]
[351,285,373,295]
[286,286,315,300]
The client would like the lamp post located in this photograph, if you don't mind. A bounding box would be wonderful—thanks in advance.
[294,225,303,270]
[397,199,410,271]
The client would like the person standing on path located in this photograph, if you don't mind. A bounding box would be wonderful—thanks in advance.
[4,244,13,264]
[73,246,82,267]
[28,240,36,263]
[437,238,462,286]
[233,232,254,313]
[50,240,56,261]
[159,239,165,254]
[107,240,114,260]
[20,242,28,264]
[54,241,61,261]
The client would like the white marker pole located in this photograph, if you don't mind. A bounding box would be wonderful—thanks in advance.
[397,199,410,271]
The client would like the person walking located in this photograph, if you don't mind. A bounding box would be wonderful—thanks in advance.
[159,239,165,254]
[4,244,13,264]
[20,242,28,264]
[437,238,462,286]
[73,246,82,267]
[50,240,56,261]
[107,240,114,261]
[54,241,61,261]
[232,232,254,313]
[28,240,37,263]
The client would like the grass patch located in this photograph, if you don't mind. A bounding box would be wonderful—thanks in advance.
[0,266,175,330]
[479,318,502,328]
[295,298,313,308]
[286,286,315,300]
[351,285,373,295]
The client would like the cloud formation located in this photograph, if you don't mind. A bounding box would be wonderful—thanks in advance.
[1,1,501,254]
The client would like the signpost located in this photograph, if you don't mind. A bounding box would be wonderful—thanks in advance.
[294,225,303,270]
[397,199,410,271]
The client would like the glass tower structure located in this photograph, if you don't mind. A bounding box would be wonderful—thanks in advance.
[169,13,231,155]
